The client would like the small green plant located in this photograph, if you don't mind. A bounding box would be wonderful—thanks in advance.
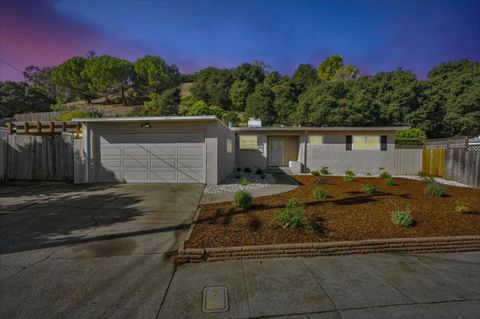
[244,167,252,173]
[311,170,320,176]
[313,187,327,200]
[391,210,415,228]
[254,167,263,175]
[363,183,377,194]
[320,167,330,175]
[384,177,398,186]
[239,177,249,186]
[314,178,328,185]
[424,180,446,197]
[274,198,308,228]
[455,201,474,214]
[233,191,252,210]
[344,171,355,182]
[418,171,428,178]
[379,171,392,179]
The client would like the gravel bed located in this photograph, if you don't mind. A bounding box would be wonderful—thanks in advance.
[393,175,470,188]
[204,173,276,194]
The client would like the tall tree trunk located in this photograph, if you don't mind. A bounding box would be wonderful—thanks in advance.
[121,85,127,105]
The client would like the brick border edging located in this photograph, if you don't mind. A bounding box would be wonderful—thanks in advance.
[176,236,480,263]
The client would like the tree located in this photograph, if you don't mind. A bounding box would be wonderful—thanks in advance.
[317,54,359,82]
[229,80,250,111]
[183,99,225,118]
[231,62,266,88]
[191,67,233,109]
[52,56,94,103]
[366,69,422,126]
[222,111,240,126]
[291,64,318,95]
[23,65,57,100]
[143,87,180,116]
[82,55,132,104]
[271,78,297,125]
[0,81,54,117]
[133,55,180,97]
[244,83,275,125]
[410,60,480,137]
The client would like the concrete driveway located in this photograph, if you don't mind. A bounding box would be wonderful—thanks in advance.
[0,182,204,319]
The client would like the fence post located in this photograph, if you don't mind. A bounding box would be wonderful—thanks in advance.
[465,137,469,151]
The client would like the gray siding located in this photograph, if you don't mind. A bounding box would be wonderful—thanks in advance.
[236,133,268,170]
[305,133,395,175]
[216,122,236,182]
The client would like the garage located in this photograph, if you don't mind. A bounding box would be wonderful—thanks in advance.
[97,132,205,183]
[72,116,236,185]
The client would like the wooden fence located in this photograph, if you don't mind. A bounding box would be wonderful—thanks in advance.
[4,135,74,181]
[0,138,6,181]
[14,111,66,122]
[444,148,480,188]
[394,148,422,175]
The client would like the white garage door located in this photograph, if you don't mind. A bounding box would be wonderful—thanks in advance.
[96,132,205,183]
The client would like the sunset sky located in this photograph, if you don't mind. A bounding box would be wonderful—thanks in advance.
[1,0,479,81]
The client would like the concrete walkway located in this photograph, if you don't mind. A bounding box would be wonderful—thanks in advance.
[159,252,480,318]
[201,174,299,204]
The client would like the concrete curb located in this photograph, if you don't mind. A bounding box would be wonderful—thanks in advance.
[176,236,480,263]
[177,208,201,252]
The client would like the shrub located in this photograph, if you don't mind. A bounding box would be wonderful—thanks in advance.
[274,198,308,228]
[391,210,415,228]
[233,191,252,209]
[244,167,252,173]
[313,188,327,200]
[424,180,446,197]
[379,171,392,179]
[254,167,263,175]
[455,201,474,214]
[314,178,328,185]
[384,177,398,186]
[418,171,428,178]
[343,171,355,182]
[239,178,249,186]
[311,170,320,176]
[320,167,330,175]
[363,183,377,194]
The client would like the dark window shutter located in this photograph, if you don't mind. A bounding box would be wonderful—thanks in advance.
[346,135,352,151]
[381,135,387,151]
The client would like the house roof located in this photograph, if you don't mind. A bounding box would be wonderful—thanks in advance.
[71,115,219,123]
[231,126,410,132]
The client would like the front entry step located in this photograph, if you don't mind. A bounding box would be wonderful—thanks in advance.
[265,167,292,175]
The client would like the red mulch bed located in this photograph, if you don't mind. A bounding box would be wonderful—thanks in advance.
[186,176,480,248]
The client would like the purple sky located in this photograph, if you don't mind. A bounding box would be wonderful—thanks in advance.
[1,0,479,81]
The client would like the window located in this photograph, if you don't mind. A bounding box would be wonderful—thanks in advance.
[346,135,352,150]
[380,135,387,151]
[226,139,233,154]
[308,135,323,145]
[352,135,380,150]
[239,135,258,150]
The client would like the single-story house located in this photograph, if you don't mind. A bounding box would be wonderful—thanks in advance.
[71,116,408,184]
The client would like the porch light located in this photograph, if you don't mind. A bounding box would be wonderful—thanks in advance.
[73,131,83,139]
[141,122,152,128]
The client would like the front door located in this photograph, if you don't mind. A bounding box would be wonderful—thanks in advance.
[268,137,284,166]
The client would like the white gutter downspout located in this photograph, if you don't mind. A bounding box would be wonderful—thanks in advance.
[304,130,308,173]
[83,123,90,183]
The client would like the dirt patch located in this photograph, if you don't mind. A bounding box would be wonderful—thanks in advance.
[186,176,480,248]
